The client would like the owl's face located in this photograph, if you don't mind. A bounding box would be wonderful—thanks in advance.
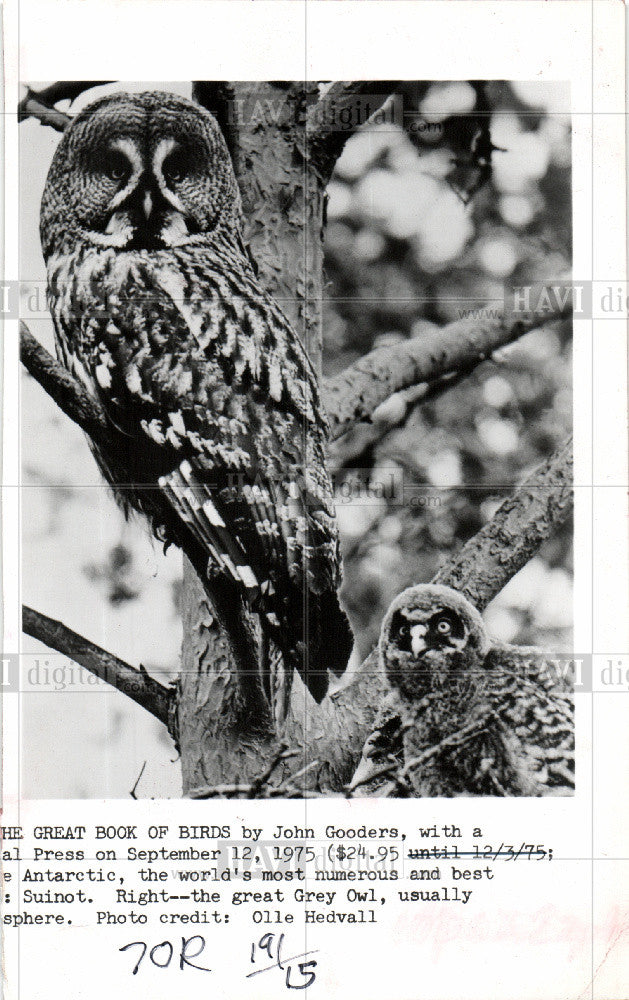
[379,584,490,700]
[40,91,241,259]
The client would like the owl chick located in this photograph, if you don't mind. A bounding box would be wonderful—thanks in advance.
[39,90,353,711]
[351,584,574,797]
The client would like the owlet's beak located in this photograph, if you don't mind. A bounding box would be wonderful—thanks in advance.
[410,623,428,656]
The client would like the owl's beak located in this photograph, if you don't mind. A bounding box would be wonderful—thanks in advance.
[125,183,190,248]
[410,623,428,656]
[142,190,153,221]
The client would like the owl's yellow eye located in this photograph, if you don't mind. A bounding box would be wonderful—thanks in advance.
[436,619,452,635]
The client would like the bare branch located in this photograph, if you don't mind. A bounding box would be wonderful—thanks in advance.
[306,82,399,180]
[434,436,573,610]
[23,606,175,732]
[323,307,570,441]
[18,82,112,130]
[20,321,110,440]
[247,742,299,797]
[346,759,399,795]
[17,96,71,132]
[23,81,113,107]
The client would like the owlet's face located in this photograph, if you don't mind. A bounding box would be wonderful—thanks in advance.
[40,91,241,259]
[379,584,490,700]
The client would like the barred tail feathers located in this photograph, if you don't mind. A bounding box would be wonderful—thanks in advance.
[157,461,353,704]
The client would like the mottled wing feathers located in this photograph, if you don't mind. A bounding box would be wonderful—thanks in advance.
[48,239,352,700]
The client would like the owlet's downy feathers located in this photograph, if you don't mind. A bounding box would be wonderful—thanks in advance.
[351,584,574,797]
[40,90,353,716]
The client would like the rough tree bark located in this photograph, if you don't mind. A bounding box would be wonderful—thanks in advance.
[178,83,397,794]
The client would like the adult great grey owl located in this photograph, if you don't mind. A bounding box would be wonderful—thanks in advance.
[40,90,353,710]
[351,584,574,796]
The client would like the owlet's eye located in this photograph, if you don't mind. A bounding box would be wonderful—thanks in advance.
[102,151,130,183]
[436,618,452,635]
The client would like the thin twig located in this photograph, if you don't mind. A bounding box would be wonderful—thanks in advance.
[280,759,320,788]
[23,605,175,731]
[188,783,328,800]
[329,368,477,471]
[346,759,400,795]
[130,761,147,800]
[189,759,321,800]
[247,741,299,797]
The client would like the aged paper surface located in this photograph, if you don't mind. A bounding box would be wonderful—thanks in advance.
[2,2,627,997]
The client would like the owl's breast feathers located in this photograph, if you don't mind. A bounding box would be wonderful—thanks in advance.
[47,239,352,697]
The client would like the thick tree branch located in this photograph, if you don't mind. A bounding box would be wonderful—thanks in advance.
[23,606,175,733]
[323,307,570,441]
[433,436,574,610]
[18,82,112,130]
[18,96,71,132]
[20,321,110,441]
[306,82,399,181]
[21,81,112,108]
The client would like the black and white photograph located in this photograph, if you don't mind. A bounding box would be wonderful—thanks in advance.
[20,80,574,799]
[3,3,628,1000]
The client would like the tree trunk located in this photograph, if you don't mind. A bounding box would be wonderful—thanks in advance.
[179,83,337,795]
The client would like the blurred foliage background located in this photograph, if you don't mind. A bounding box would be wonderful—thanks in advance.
[20,80,571,796]
[323,80,572,661]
